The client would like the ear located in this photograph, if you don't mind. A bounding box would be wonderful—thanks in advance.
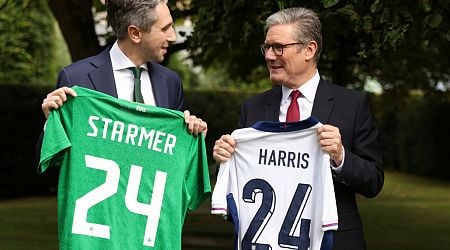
[304,41,317,61]
[128,25,141,43]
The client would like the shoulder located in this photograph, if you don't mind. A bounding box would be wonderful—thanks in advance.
[319,79,368,103]
[148,61,180,79]
[61,47,111,73]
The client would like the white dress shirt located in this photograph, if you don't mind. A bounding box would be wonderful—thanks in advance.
[109,41,156,105]
[278,70,344,170]
[279,70,320,122]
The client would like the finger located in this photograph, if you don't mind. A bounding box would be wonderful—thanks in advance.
[213,145,232,163]
[201,121,208,137]
[192,118,202,136]
[188,116,198,135]
[217,139,236,154]
[221,134,236,148]
[62,86,77,97]
[184,110,191,123]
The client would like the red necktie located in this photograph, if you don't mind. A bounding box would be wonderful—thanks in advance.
[286,90,301,122]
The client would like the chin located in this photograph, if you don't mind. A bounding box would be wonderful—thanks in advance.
[269,75,284,85]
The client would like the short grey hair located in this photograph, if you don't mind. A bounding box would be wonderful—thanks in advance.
[266,7,322,62]
[106,0,168,40]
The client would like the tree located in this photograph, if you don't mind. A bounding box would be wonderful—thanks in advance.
[47,0,101,61]
[45,0,449,91]
[0,0,57,85]
[189,0,450,91]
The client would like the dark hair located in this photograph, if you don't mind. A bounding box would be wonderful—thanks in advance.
[106,0,168,40]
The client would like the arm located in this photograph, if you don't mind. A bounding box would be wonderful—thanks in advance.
[326,94,384,198]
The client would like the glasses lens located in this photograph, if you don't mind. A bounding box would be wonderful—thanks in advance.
[273,44,283,56]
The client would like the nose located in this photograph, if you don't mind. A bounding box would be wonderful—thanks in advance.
[167,26,176,42]
[264,47,277,60]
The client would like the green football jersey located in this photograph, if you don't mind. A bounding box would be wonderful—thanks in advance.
[39,86,211,249]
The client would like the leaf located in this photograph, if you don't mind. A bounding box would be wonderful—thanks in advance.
[370,0,382,13]
[428,14,443,28]
[321,0,340,8]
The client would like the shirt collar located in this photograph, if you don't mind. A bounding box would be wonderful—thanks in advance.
[281,70,320,104]
[110,41,148,71]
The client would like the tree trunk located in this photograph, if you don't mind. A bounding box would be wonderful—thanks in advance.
[48,0,102,62]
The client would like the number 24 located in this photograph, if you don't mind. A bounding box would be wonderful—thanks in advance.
[71,155,167,247]
[242,179,312,249]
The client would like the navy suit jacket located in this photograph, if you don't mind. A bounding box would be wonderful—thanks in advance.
[238,79,384,250]
[55,46,185,110]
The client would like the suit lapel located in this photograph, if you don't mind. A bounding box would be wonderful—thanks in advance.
[265,85,283,121]
[88,48,118,97]
[147,62,168,108]
[312,79,334,123]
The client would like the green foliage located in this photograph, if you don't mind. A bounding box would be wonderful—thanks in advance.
[395,92,450,179]
[0,0,59,85]
[372,90,450,179]
[188,0,449,91]
[188,0,277,82]
[166,51,201,89]
[184,89,257,161]
[0,84,56,198]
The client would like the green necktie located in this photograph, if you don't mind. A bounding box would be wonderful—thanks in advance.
[129,67,144,103]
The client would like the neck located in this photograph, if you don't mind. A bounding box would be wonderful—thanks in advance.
[117,40,146,66]
[284,66,317,89]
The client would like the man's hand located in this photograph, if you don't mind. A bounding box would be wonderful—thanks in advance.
[42,87,77,119]
[184,110,208,136]
[318,124,344,166]
[213,134,236,163]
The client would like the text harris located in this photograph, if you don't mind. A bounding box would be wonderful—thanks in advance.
[258,148,309,169]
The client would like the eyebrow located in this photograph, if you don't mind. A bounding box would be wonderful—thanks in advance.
[161,22,173,31]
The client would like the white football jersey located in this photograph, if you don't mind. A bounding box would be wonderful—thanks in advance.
[211,117,338,250]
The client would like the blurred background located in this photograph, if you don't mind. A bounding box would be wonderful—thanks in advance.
[0,0,449,249]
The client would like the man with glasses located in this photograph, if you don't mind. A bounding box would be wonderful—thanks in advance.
[213,7,383,250]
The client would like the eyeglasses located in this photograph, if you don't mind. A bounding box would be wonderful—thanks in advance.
[260,43,302,56]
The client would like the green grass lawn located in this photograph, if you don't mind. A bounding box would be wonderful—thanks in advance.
[0,171,448,249]
[359,171,450,250]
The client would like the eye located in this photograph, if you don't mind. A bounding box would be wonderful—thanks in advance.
[273,44,283,51]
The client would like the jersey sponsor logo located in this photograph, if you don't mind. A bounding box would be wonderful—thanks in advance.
[136,105,147,112]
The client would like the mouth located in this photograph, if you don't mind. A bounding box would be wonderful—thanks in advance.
[269,64,283,70]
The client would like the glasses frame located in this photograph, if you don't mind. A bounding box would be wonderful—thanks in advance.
[260,42,302,56]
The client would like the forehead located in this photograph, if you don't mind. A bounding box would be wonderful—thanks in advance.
[265,24,296,42]
[152,3,173,28]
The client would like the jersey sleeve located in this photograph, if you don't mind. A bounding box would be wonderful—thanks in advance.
[185,135,211,211]
[321,153,339,231]
[38,101,72,173]
[211,160,231,216]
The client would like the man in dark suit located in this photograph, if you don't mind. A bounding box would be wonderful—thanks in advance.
[213,7,383,250]
[40,0,206,134]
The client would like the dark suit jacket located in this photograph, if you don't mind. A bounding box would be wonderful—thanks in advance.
[55,46,185,110]
[238,79,384,250]
[36,46,185,162]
